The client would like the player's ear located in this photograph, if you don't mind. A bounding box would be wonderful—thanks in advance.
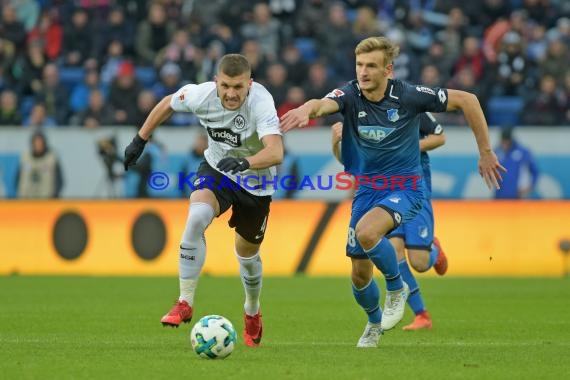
[385,63,394,77]
[214,75,218,83]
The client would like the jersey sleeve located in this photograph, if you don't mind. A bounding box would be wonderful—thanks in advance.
[254,98,281,139]
[324,82,355,114]
[402,82,448,114]
[170,84,202,113]
[419,112,444,136]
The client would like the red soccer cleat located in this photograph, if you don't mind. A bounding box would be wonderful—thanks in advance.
[161,300,193,327]
[244,311,263,347]
[432,237,448,276]
[402,311,433,331]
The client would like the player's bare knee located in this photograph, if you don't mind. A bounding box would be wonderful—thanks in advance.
[408,250,430,272]
[355,225,383,250]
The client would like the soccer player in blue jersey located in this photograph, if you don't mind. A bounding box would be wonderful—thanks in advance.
[332,113,448,331]
[281,36,505,348]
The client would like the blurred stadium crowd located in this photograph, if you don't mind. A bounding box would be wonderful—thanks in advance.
[1,0,570,130]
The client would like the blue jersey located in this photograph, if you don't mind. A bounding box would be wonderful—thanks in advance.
[326,79,448,193]
[418,112,443,195]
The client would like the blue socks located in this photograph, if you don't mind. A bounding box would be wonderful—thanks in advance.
[352,279,382,324]
[398,259,425,315]
[364,238,403,291]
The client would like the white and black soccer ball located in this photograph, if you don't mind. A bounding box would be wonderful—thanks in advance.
[190,315,237,359]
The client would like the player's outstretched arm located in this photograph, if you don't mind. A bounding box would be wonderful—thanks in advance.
[446,89,506,189]
[124,95,174,170]
[280,98,339,133]
[331,122,343,164]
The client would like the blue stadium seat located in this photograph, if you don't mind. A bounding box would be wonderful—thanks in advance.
[135,67,157,88]
[487,96,524,126]
[294,38,318,63]
[58,66,85,91]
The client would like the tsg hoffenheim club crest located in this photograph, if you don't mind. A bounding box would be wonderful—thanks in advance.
[387,109,399,122]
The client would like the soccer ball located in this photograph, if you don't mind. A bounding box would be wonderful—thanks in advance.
[190,315,237,359]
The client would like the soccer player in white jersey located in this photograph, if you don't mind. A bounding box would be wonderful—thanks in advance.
[124,54,283,347]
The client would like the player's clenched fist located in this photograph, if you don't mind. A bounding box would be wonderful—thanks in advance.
[123,134,147,171]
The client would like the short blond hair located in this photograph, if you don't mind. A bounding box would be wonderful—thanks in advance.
[355,37,400,67]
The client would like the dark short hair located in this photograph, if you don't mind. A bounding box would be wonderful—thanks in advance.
[218,54,251,77]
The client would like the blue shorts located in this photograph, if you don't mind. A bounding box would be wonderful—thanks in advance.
[387,198,434,250]
[346,187,425,258]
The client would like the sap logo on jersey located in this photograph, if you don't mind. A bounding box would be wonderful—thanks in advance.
[358,125,395,142]
[207,127,241,147]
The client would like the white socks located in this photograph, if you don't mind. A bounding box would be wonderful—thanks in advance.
[178,202,214,304]
[236,251,263,316]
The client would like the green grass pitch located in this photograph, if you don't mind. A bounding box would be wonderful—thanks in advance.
[1,276,569,379]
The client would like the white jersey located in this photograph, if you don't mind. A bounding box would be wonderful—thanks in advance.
[170,81,281,196]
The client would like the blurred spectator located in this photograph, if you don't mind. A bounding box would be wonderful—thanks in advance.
[494,127,539,199]
[240,39,268,82]
[521,75,567,126]
[388,28,421,83]
[294,0,328,38]
[277,86,317,128]
[152,62,183,99]
[17,130,64,198]
[71,89,115,128]
[302,61,336,101]
[100,40,128,86]
[34,63,70,124]
[539,38,569,84]
[0,38,16,75]
[135,2,176,66]
[240,2,282,61]
[279,43,308,86]
[23,102,56,128]
[206,23,241,55]
[0,89,22,126]
[420,64,444,87]
[405,10,434,55]
[61,8,95,67]
[13,41,46,97]
[10,0,40,31]
[133,90,158,126]
[156,28,198,79]
[27,8,63,61]
[435,7,467,61]
[421,40,454,83]
[491,31,530,96]
[525,23,549,63]
[70,68,107,113]
[0,5,27,56]
[475,0,512,30]
[108,60,143,125]
[263,62,289,108]
[453,36,487,81]
[352,6,383,39]
[96,5,135,59]
[316,2,354,79]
